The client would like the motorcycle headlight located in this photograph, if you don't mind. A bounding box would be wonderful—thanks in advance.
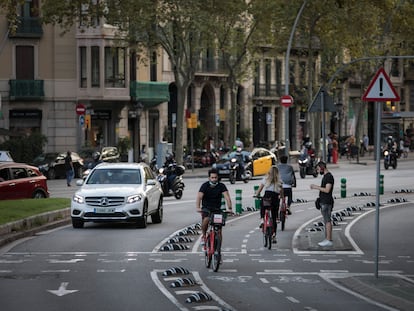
[73,194,84,204]
[231,158,237,163]
[384,150,389,156]
[158,168,164,174]
[127,194,142,204]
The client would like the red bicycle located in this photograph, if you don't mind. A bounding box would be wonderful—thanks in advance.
[204,210,230,272]
[257,196,273,250]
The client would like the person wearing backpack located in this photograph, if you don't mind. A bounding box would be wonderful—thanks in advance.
[277,155,296,215]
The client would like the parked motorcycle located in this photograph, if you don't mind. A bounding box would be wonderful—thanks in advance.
[298,149,318,179]
[229,151,251,184]
[383,148,398,170]
[157,163,185,199]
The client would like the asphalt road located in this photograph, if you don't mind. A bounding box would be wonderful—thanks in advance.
[1,157,413,310]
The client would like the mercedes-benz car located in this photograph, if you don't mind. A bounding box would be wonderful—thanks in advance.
[71,162,163,229]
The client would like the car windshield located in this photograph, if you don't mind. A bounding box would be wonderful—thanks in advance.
[33,153,58,164]
[86,169,142,185]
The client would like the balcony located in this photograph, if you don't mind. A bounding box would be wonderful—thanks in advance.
[8,17,43,38]
[253,83,283,98]
[196,57,227,75]
[130,81,170,107]
[9,80,44,101]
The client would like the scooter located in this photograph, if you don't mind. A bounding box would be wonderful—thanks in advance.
[298,150,318,179]
[383,148,397,170]
[229,155,250,184]
[157,164,185,199]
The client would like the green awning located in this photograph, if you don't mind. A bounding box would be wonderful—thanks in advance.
[130,81,170,107]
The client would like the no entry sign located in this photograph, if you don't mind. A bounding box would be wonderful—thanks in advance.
[281,95,294,108]
[76,104,86,115]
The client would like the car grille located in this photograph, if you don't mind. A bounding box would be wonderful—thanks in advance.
[85,196,125,207]
[84,212,127,218]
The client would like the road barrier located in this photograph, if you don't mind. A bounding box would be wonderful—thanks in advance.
[254,185,260,210]
[235,189,242,214]
[380,174,384,195]
[341,178,347,198]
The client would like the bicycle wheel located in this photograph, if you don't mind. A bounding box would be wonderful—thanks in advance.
[263,228,268,248]
[280,210,286,231]
[204,234,212,268]
[266,226,272,250]
[211,235,221,272]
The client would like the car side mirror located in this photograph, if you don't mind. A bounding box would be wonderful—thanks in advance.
[76,179,84,186]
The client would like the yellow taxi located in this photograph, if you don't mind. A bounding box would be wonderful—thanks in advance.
[245,147,278,177]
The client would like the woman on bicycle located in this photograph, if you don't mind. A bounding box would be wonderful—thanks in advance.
[255,165,283,243]
[196,168,233,246]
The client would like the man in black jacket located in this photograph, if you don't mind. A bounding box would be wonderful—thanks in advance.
[310,161,334,247]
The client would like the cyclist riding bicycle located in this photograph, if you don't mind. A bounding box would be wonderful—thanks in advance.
[196,168,233,247]
[255,165,283,243]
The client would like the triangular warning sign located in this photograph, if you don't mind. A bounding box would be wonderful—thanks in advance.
[362,67,400,102]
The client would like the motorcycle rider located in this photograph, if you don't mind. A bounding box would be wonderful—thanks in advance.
[233,146,247,179]
[164,153,177,193]
[304,141,316,168]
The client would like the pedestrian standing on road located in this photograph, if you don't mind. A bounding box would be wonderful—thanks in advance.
[310,161,334,247]
[196,168,233,247]
[255,165,283,243]
[277,155,296,215]
[65,150,74,187]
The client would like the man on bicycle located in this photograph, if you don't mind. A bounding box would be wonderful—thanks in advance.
[277,155,296,215]
[196,168,233,246]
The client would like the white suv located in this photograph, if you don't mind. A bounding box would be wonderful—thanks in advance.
[71,162,163,228]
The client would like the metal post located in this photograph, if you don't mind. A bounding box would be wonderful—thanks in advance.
[375,101,382,278]
[284,0,308,156]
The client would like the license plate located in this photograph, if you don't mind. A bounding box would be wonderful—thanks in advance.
[94,207,116,213]
[219,169,230,174]
[213,214,223,224]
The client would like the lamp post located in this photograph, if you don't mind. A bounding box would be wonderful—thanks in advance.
[284,0,308,156]
[256,101,263,145]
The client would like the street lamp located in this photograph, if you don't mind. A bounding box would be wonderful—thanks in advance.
[256,101,263,145]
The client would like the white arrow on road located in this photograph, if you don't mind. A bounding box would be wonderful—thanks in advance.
[47,282,78,297]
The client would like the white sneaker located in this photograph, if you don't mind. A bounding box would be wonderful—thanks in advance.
[318,239,333,247]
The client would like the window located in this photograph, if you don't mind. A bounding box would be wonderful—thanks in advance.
[20,0,39,18]
[150,51,157,81]
[80,47,87,88]
[289,60,296,85]
[105,47,125,87]
[91,46,100,87]
[265,60,271,96]
[16,46,34,79]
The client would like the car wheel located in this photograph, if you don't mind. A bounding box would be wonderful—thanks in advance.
[33,190,46,199]
[72,218,84,228]
[151,199,163,224]
[136,202,148,228]
[48,168,56,180]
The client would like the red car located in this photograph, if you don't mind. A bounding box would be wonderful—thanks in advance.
[0,162,49,200]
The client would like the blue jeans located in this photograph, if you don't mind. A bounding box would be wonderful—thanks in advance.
[66,169,74,185]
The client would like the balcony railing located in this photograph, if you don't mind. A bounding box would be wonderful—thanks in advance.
[9,80,45,101]
[8,17,43,38]
[196,58,227,74]
[253,83,284,98]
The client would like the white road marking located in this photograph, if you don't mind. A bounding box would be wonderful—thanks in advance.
[97,269,126,273]
[286,296,300,303]
[270,286,283,293]
[47,259,84,263]
[260,278,269,284]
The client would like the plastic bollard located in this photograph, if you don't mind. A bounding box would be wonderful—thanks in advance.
[235,189,242,214]
[254,185,260,210]
[341,178,347,198]
[379,174,384,195]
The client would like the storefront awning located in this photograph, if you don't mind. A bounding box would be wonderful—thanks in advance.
[130,81,170,107]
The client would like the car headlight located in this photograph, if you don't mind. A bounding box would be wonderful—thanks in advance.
[73,194,84,204]
[127,194,143,204]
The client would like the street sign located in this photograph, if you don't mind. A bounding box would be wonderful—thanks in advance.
[79,115,84,126]
[308,86,336,112]
[362,67,400,102]
[76,104,86,115]
[280,95,294,108]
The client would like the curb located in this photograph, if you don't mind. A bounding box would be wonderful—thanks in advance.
[0,208,71,248]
